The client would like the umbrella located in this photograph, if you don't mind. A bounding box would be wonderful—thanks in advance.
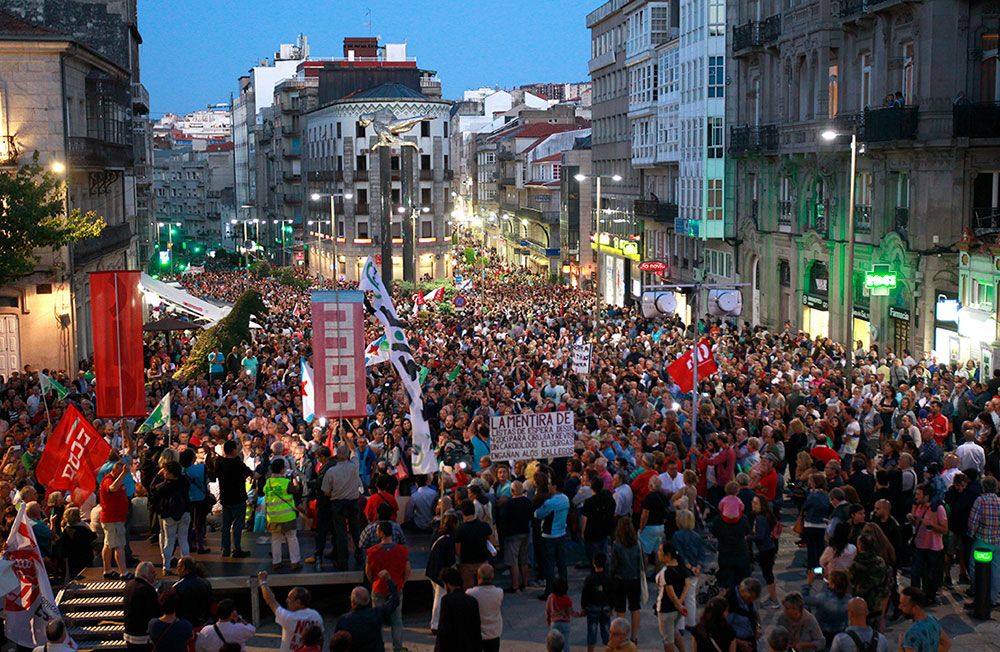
[143,316,202,333]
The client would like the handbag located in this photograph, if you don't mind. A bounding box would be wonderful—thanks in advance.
[638,548,649,606]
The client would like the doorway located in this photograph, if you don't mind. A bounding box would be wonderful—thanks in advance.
[0,315,20,380]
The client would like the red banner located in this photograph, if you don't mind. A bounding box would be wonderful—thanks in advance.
[90,270,145,417]
[36,404,111,506]
[666,338,718,393]
[311,290,367,418]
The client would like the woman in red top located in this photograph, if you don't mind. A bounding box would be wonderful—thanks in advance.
[363,475,398,524]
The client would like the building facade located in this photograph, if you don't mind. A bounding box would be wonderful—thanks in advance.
[0,2,146,374]
[153,143,234,255]
[725,0,993,361]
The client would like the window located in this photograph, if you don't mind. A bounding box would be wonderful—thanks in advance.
[421,121,431,137]
[708,0,724,36]
[779,260,791,287]
[421,188,432,205]
[707,179,723,220]
[553,164,561,180]
[981,34,999,102]
[974,280,995,309]
[443,122,449,138]
[355,155,367,171]
[421,220,433,238]
[828,65,839,117]
[391,188,401,203]
[356,121,366,138]
[336,122,342,138]
[704,249,732,277]
[860,52,872,109]
[707,117,723,158]
[708,57,724,98]
[896,173,910,208]
[856,172,873,208]
[421,154,431,170]
[444,155,450,170]
[391,221,401,239]
[390,156,400,171]
[357,220,369,238]
[901,42,914,104]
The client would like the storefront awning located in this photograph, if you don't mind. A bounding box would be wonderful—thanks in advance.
[139,273,231,325]
[958,306,997,342]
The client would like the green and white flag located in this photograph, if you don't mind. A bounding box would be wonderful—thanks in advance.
[38,373,69,400]
[137,393,171,433]
[418,365,430,387]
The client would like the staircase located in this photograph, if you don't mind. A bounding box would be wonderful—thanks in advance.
[56,581,127,650]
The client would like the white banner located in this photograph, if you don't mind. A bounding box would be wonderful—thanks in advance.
[359,257,437,475]
[490,412,576,462]
[4,505,62,647]
[571,341,592,375]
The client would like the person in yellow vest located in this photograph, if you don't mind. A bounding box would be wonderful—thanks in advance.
[265,457,303,570]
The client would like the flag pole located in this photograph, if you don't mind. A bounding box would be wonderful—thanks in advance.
[40,382,52,435]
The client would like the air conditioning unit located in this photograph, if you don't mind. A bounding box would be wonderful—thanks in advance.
[707,289,743,316]
[641,291,678,318]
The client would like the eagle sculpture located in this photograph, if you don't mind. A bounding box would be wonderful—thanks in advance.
[358,109,432,150]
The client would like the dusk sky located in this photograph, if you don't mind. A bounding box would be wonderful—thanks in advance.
[138,0,592,116]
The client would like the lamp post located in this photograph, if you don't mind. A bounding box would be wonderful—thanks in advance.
[310,191,354,282]
[821,127,859,370]
[574,173,622,319]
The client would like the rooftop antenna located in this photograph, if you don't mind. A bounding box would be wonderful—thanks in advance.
[365,8,372,35]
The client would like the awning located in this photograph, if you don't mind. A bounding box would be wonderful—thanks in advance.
[143,316,203,332]
[140,273,230,325]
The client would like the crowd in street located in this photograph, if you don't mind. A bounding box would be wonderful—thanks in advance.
[4,244,1000,652]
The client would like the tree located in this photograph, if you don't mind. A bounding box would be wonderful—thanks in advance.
[0,155,106,286]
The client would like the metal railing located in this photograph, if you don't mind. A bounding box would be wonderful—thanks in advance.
[894,207,909,238]
[67,137,132,168]
[729,124,780,155]
[733,14,782,53]
[778,202,793,226]
[854,206,873,233]
[973,206,1000,235]
[953,102,1000,139]
[131,82,150,113]
[859,106,918,141]
[73,221,132,266]
[634,199,679,223]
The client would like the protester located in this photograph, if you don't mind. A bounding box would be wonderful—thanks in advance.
[898,586,951,652]
[435,567,482,651]
[829,597,890,652]
[123,562,161,652]
[148,588,194,652]
[257,572,322,652]
[467,563,504,652]
[193,599,256,652]
[99,460,131,579]
[365,521,410,652]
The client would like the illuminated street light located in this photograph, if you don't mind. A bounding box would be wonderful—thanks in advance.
[50,161,66,175]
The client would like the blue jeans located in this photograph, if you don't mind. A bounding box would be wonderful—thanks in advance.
[551,620,571,652]
[160,513,191,570]
[373,592,403,652]
[220,503,246,554]
[970,540,1000,605]
[542,535,568,596]
[585,607,611,646]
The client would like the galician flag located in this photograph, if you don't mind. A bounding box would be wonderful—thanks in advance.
[301,359,315,423]
[137,393,171,433]
[365,336,391,367]
[418,365,430,386]
[423,286,445,303]
[38,373,69,400]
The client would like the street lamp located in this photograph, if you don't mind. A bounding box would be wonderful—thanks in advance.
[310,191,354,281]
[821,127,859,370]
[574,173,622,315]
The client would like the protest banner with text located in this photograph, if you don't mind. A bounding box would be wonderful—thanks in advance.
[490,411,576,462]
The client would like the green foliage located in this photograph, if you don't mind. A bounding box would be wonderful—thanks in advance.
[0,154,105,286]
[173,289,269,380]
[274,266,310,290]
[249,260,272,277]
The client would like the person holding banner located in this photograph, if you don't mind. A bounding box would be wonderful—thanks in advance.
[99,460,132,580]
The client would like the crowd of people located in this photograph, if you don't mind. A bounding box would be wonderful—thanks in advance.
[3,244,999,651]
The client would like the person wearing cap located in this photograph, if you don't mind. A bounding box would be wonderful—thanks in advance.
[712,486,751,591]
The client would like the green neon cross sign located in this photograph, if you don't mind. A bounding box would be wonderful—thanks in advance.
[864,264,897,290]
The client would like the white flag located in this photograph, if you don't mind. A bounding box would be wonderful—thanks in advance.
[359,257,437,475]
[301,359,315,424]
[572,337,592,376]
[3,505,62,647]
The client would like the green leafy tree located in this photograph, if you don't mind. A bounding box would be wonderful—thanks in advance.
[0,155,105,286]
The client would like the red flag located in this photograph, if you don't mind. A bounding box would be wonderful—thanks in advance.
[35,404,112,506]
[666,338,718,393]
[90,271,145,417]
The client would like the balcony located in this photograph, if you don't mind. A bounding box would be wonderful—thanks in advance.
[634,199,679,223]
[131,82,150,115]
[953,102,1000,139]
[73,221,132,266]
[355,203,370,215]
[500,176,516,186]
[353,170,368,182]
[841,0,916,20]
[283,171,301,182]
[859,106,918,142]
[973,206,1000,236]
[894,207,909,239]
[778,202,793,227]
[729,124,779,156]
[854,206,872,233]
[67,137,132,168]
[732,14,782,54]
[419,169,433,181]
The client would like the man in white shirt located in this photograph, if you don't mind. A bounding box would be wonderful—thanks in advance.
[31,619,76,652]
[612,472,633,518]
[658,458,686,495]
[466,563,504,652]
[195,599,256,652]
[956,429,986,474]
[258,572,323,652]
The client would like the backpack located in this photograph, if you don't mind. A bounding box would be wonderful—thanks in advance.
[846,630,880,652]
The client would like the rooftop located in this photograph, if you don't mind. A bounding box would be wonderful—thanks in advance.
[344,83,429,101]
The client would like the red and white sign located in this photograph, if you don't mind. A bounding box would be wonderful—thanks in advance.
[3,506,62,647]
[638,260,669,275]
[35,404,111,506]
[311,291,367,418]
[666,338,718,393]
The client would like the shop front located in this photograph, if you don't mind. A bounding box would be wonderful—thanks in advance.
[852,304,871,351]
[801,262,830,339]
[592,234,641,308]
[933,293,960,365]
[957,305,997,374]
[888,306,912,357]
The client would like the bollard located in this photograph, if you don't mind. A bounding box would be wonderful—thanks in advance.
[973,547,993,620]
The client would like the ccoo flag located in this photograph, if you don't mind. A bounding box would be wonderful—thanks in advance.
[35,404,111,506]
[137,393,171,434]
[3,505,62,647]
[666,338,718,393]
[301,359,315,423]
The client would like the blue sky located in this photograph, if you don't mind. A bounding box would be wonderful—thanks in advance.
[138,0,591,116]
